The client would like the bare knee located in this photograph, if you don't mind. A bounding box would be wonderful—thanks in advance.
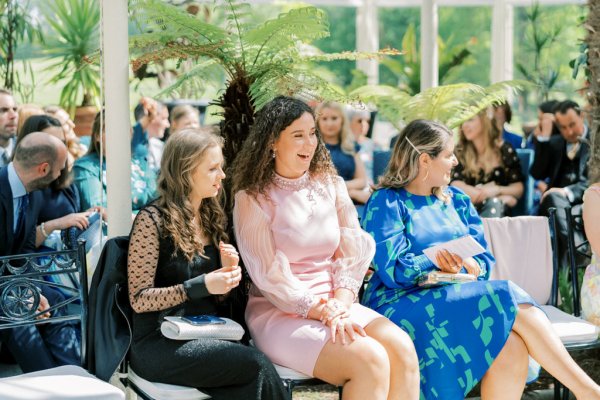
[367,319,419,374]
[351,337,391,381]
[495,333,529,372]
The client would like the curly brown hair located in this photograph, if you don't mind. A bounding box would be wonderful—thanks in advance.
[232,96,336,198]
[156,128,228,261]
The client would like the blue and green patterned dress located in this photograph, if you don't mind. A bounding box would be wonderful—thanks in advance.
[361,186,537,400]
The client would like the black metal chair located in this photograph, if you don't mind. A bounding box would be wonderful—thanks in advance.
[0,241,124,399]
[558,206,600,400]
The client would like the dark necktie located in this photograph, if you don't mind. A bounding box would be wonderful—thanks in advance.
[14,193,30,241]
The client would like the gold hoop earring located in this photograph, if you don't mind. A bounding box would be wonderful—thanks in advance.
[422,168,429,182]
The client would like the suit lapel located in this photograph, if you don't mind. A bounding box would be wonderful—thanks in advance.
[0,168,14,255]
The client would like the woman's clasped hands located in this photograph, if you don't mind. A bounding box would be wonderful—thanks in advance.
[205,242,242,295]
[319,298,366,345]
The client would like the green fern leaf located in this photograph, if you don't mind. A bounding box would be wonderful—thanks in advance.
[155,59,224,99]
[244,7,330,67]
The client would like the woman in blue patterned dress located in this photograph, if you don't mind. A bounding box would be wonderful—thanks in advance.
[361,119,600,400]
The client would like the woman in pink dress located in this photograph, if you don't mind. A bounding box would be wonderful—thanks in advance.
[232,96,419,400]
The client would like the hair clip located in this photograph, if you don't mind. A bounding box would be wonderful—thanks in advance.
[405,136,421,155]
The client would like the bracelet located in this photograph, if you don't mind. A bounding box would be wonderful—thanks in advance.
[39,222,49,238]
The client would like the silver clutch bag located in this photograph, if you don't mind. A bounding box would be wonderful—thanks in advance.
[161,316,245,341]
[417,271,476,287]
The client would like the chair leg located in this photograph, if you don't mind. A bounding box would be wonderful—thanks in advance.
[554,379,562,400]
[338,385,343,399]
[283,379,293,399]
[562,387,571,400]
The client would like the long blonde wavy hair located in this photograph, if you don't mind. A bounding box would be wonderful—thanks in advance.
[380,119,454,201]
[456,111,502,179]
[232,96,337,198]
[315,101,355,155]
[156,128,228,261]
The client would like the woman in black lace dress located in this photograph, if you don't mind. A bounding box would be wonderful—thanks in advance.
[127,128,287,399]
[451,111,524,217]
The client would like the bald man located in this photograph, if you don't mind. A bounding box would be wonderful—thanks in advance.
[0,132,80,372]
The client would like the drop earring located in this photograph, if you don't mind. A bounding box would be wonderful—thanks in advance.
[422,168,430,182]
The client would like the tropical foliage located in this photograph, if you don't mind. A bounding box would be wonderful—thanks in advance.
[352,80,527,129]
[43,0,100,112]
[0,0,42,101]
[130,0,397,167]
[381,23,473,95]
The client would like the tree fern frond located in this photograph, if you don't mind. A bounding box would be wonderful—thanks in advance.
[131,0,232,58]
[350,85,411,128]
[303,47,401,63]
[217,0,253,67]
[131,42,227,74]
[350,81,526,129]
[250,67,349,110]
[244,7,330,67]
[155,59,223,99]
[447,80,530,128]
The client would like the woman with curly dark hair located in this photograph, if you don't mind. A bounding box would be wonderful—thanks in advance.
[232,96,419,400]
[127,128,286,399]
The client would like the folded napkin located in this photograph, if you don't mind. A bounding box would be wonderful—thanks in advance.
[161,316,244,341]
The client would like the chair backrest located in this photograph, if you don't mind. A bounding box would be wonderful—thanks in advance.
[482,211,559,306]
[0,241,88,366]
[512,148,535,216]
[372,150,391,183]
[565,206,591,317]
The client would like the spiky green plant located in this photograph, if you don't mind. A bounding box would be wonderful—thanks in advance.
[43,0,100,112]
[351,80,528,130]
[381,23,473,95]
[130,0,397,166]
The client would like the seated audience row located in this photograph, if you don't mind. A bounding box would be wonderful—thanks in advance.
[126,96,600,399]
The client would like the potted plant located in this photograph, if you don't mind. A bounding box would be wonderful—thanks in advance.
[43,0,100,136]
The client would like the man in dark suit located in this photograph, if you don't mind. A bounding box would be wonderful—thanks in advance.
[0,132,81,372]
[530,100,589,262]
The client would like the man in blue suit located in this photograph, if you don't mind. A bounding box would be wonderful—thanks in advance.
[0,132,81,372]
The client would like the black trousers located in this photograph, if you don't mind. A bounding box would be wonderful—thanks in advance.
[0,285,81,372]
[538,191,583,266]
[131,333,288,400]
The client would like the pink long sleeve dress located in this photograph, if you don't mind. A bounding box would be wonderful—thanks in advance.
[233,173,382,376]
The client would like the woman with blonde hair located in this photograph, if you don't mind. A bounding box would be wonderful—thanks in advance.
[170,104,200,134]
[316,101,370,204]
[451,111,523,217]
[362,119,600,400]
[233,96,420,400]
[127,128,286,399]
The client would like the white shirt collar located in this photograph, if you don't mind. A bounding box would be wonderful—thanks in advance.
[7,162,27,200]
